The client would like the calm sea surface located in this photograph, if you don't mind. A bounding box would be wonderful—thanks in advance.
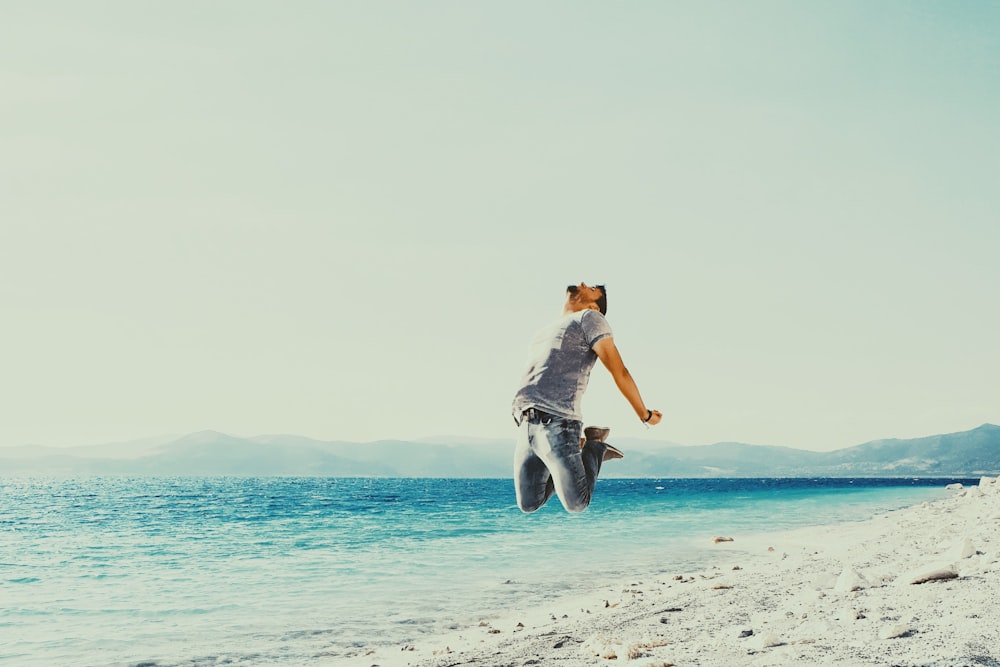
[0,477,969,666]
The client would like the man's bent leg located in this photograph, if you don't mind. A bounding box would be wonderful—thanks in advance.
[537,420,612,513]
[513,421,555,513]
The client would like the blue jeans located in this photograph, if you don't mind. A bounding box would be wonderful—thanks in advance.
[513,411,610,513]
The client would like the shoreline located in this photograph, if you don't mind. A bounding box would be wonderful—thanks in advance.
[345,478,1000,667]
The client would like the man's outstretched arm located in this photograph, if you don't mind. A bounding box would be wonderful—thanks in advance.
[593,337,662,425]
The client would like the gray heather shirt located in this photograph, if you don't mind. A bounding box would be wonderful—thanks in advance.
[512,309,613,422]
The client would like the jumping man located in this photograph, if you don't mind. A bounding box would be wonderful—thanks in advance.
[511,283,662,513]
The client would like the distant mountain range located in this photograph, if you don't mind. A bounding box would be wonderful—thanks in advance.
[2,424,998,478]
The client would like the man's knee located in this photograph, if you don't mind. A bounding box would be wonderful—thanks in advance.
[517,497,544,513]
[560,495,592,513]
[516,487,549,513]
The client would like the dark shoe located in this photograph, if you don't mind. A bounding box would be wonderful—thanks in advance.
[584,426,611,442]
[602,444,624,461]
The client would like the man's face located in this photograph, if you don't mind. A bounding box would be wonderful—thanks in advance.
[566,282,604,308]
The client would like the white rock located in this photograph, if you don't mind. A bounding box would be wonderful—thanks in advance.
[945,483,964,491]
[979,476,996,488]
[949,537,976,560]
[834,567,869,593]
[899,562,959,585]
[752,633,784,649]
[879,624,914,639]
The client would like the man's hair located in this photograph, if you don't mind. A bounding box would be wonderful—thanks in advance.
[595,285,607,316]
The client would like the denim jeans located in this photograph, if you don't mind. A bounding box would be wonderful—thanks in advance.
[513,411,610,513]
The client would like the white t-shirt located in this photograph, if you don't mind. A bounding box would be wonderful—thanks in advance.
[511,310,613,422]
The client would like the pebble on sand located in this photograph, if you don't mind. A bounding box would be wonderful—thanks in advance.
[879,624,915,640]
[900,563,959,585]
[751,632,783,649]
[834,567,869,593]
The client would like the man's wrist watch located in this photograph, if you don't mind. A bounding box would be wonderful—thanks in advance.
[643,409,653,423]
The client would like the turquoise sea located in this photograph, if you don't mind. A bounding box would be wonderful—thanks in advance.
[0,477,971,666]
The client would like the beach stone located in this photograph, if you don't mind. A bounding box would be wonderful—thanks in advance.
[835,567,869,592]
[751,633,783,649]
[949,537,976,560]
[878,624,914,639]
[900,563,959,585]
[713,536,734,543]
[946,483,964,491]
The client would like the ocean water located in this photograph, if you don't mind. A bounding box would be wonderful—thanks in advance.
[0,476,969,666]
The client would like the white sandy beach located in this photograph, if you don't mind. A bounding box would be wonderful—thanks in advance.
[344,478,1000,667]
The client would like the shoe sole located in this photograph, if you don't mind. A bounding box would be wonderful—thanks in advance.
[603,445,624,461]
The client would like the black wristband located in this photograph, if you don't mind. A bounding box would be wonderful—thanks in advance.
[643,409,653,423]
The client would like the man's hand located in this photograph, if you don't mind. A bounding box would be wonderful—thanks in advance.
[593,337,663,426]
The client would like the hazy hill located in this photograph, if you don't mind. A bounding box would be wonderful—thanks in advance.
[824,423,1000,475]
[1,425,998,478]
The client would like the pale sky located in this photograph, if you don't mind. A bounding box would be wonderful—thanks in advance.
[2,2,998,452]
